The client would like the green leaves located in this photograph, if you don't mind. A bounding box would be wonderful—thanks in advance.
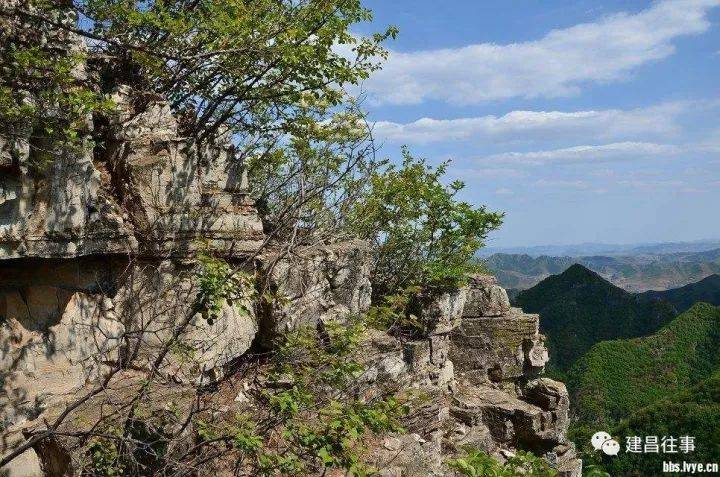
[0,35,112,173]
[257,319,408,476]
[447,448,558,477]
[195,253,256,324]
[348,147,504,299]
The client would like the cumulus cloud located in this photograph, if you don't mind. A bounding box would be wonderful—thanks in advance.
[365,0,719,105]
[482,142,682,165]
[373,103,685,144]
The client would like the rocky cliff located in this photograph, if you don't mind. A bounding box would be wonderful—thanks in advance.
[0,12,580,476]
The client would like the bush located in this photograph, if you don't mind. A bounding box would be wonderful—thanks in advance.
[349,147,503,299]
[447,448,558,477]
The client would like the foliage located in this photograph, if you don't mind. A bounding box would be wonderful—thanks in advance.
[605,373,720,477]
[365,286,425,335]
[195,253,256,324]
[349,147,503,298]
[0,0,409,249]
[567,303,720,429]
[248,98,383,242]
[186,318,408,476]
[0,9,114,172]
[447,448,557,477]
[515,264,677,373]
[87,437,125,477]
[584,465,611,477]
[78,0,395,139]
[256,319,408,475]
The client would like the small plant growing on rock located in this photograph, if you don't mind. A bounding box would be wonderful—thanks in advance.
[253,318,409,475]
[195,253,256,325]
[447,448,558,477]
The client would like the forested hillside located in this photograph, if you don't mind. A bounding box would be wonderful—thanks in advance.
[514,264,677,372]
[607,373,720,477]
[567,303,720,428]
[640,274,720,313]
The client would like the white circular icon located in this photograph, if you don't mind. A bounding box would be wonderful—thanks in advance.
[602,439,621,456]
[591,431,612,451]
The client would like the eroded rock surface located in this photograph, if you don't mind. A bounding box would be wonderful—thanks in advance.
[256,240,372,346]
[0,13,581,475]
[0,84,264,259]
[447,275,580,476]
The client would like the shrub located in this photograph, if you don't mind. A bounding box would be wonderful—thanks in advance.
[447,448,558,477]
[349,147,503,299]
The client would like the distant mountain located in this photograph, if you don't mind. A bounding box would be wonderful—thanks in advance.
[640,274,720,313]
[486,248,720,292]
[477,239,720,258]
[514,264,677,372]
[567,303,720,428]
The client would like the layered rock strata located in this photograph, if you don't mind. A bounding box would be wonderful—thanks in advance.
[1,16,580,474]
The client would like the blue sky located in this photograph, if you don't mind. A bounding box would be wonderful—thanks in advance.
[353,0,720,248]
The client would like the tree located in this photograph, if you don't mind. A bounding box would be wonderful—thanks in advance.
[0,1,508,474]
[1,0,396,234]
[349,147,503,299]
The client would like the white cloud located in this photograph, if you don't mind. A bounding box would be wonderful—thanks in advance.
[483,142,682,165]
[495,188,515,196]
[373,103,685,144]
[366,0,719,105]
[617,179,687,188]
[534,179,591,190]
[453,167,524,178]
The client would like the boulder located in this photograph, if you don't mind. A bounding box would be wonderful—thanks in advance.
[463,274,511,317]
[451,382,577,463]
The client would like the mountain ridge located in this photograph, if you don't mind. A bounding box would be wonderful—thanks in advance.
[514,264,678,373]
[487,248,720,292]
[640,274,720,313]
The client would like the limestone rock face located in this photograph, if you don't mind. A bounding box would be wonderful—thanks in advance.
[0,85,264,260]
[0,257,259,433]
[103,87,265,257]
[446,274,580,476]
[256,240,372,345]
[0,257,124,428]
[419,288,468,336]
[463,274,511,317]
[111,260,259,383]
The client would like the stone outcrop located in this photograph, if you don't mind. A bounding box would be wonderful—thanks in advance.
[0,86,264,259]
[447,275,580,476]
[256,240,373,346]
[1,14,581,476]
[450,275,548,384]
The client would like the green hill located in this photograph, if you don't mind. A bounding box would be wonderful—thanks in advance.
[640,274,720,313]
[514,264,677,372]
[567,303,720,428]
[605,373,720,477]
